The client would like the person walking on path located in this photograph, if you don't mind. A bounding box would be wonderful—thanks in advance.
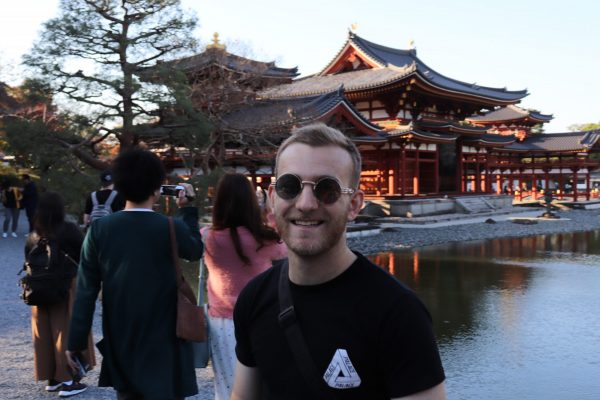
[66,149,204,400]
[21,174,38,234]
[82,170,125,228]
[201,173,286,400]
[2,178,22,238]
[25,192,96,397]
[231,123,446,399]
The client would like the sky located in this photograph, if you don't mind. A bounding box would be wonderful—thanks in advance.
[1,0,599,133]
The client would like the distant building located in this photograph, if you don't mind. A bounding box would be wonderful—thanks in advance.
[143,31,600,202]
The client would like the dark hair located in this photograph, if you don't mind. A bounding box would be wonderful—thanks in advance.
[33,192,65,238]
[211,173,280,264]
[22,174,31,181]
[113,149,165,203]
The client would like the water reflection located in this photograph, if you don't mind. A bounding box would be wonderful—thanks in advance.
[368,230,600,400]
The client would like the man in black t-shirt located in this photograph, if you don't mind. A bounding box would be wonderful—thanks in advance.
[232,124,446,400]
[83,170,125,228]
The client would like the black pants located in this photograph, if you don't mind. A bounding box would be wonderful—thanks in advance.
[116,391,183,400]
[25,206,36,232]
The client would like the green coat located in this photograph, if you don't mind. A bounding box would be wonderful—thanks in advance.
[68,208,203,399]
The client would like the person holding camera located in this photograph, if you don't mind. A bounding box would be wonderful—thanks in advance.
[66,149,204,400]
[26,192,96,397]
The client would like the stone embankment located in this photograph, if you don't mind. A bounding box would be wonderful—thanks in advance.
[348,208,600,254]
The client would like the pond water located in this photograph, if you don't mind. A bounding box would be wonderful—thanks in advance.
[368,231,600,400]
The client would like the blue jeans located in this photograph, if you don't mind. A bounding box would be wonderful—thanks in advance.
[3,207,20,233]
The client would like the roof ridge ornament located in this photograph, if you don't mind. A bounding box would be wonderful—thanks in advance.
[206,32,226,51]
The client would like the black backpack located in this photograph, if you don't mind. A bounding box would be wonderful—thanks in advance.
[19,238,76,306]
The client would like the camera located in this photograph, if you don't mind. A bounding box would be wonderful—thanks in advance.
[160,185,185,197]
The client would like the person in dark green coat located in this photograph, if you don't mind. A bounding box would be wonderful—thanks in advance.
[66,149,204,400]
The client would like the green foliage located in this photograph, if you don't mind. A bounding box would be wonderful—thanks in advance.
[3,117,98,218]
[568,122,600,132]
[530,123,545,135]
[23,0,200,154]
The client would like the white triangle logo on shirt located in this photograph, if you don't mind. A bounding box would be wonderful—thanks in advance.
[323,349,362,389]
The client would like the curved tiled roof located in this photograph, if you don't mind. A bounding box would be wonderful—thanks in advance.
[466,105,553,124]
[223,88,381,134]
[463,134,517,146]
[351,34,527,101]
[261,33,528,103]
[387,128,458,143]
[144,48,299,79]
[259,65,415,99]
[496,131,600,153]
[417,120,489,135]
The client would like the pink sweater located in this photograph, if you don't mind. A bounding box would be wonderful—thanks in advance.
[201,226,287,318]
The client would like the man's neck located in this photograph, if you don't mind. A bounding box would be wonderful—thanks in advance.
[287,242,357,286]
[125,198,155,210]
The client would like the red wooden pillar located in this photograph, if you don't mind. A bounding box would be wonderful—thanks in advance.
[401,144,406,197]
[413,144,420,195]
[586,170,591,200]
[558,171,564,200]
[456,141,463,193]
[496,174,501,195]
[485,151,492,193]
[518,169,524,201]
[573,169,579,202]
[475,150,481,193]
[434,145,440,194]
[544,169,550,194]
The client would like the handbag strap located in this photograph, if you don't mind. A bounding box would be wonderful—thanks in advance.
[278,260,331,398]
[168,217,184,287]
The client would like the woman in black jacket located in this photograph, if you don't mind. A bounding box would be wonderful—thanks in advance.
[25,192,96,397]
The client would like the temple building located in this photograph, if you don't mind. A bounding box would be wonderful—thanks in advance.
[145,31,600,203]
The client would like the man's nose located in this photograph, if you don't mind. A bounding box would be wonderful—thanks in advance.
[294,184,319,211]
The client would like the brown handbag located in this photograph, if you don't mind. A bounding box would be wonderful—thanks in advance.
[168,217,207,342]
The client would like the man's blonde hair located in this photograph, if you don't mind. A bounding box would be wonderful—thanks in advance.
[275,123,362,188]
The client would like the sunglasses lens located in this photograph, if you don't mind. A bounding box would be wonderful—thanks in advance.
[315,178,342,204]
[275,174,301,200]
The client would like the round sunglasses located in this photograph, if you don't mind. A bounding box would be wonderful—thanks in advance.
[272,173,356,204]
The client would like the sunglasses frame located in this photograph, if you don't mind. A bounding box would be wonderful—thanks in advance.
[271,173,356,204]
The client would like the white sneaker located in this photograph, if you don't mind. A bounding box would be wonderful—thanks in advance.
[11,232,18,238]
[2,233,7,238]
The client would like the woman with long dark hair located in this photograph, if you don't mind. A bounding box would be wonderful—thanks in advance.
[201,173,287,400]
[25,192,96,397]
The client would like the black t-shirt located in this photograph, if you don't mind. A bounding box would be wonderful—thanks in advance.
[234,252,445,400]
[84,189,126,215]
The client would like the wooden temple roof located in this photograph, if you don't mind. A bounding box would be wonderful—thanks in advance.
[417,120,489,136]
[463,134,517,147]
[141,47,299,80]
[495,131,600,153]
[223,87,382,136]
[261,32,528,105]
[466,105,553,124]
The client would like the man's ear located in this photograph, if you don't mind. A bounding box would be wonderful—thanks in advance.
[347,190,364,222]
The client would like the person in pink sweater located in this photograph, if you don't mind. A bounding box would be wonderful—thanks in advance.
[200,173,286,400]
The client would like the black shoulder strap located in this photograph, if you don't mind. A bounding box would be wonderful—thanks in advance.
[277,260,332,398]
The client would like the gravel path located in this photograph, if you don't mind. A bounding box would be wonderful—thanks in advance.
[2,207,599,399]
